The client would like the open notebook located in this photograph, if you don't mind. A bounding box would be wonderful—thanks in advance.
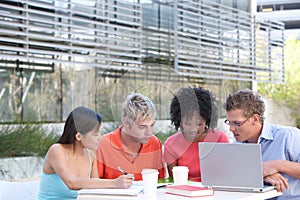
[78,183,144,197]
[199,142,275,193]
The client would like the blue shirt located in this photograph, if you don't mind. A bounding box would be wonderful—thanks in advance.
[258,122,300,200]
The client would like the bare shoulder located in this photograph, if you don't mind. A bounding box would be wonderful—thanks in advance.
[47,143,65,157]
[43,143,66,173]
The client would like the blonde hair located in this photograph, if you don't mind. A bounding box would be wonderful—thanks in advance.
[121,93,156,126]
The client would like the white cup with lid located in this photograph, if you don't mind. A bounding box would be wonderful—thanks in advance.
[142,169,159,199]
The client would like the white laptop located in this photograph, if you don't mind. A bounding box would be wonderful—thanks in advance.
[199,142,275,193]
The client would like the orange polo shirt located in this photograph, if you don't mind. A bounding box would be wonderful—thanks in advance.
[96,126,165,180]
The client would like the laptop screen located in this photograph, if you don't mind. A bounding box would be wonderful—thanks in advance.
[199,142,264,189]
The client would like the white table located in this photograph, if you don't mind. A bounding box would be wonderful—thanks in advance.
[77,188,282,200]
[158,188,281,200]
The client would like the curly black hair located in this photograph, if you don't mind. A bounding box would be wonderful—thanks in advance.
[170,86,218,130]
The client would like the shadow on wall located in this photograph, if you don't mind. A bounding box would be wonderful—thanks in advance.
[263,97,296,127]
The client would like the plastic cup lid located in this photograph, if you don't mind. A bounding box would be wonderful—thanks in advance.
[141,169,159,175]
[172,166,189,171]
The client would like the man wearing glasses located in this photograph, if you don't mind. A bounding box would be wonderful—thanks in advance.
[223,89,300,199]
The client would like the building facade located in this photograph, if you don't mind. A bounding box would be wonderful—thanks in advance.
[257,0,300,30]
[0,0,284,122]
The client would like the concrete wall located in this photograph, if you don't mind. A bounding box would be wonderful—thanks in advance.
[0,157,42,181]
[263,97,296,127]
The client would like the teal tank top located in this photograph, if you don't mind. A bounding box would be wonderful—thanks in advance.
[38,173,78,200]
[38,148,92,200]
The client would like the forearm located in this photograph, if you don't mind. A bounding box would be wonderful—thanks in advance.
[277,160,300,179]
[88,178,117,189]
[65,177,116,190]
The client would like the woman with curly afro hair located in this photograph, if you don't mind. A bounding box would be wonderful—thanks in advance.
[163,86,229,182]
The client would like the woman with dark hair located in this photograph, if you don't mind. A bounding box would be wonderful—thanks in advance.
[163,86,229,182]
[38,107,133,200]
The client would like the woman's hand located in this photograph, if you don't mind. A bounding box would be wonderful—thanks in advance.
[113,174,134,189]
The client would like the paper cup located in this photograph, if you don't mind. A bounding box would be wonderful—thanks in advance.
[142,169,159,199]
[172,166,189,185]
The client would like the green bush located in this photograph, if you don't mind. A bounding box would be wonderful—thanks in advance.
[155,130,176,144]
[0,124,60,158]
[0,122,176,158]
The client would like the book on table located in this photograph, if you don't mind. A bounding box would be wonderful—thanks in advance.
[166,185,214,197]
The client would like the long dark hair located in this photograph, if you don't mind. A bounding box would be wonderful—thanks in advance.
[57,106,102,144]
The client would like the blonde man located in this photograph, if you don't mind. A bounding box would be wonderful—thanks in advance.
[96,93,165,180]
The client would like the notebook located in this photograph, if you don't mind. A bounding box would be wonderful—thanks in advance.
[198,142,275,193]
[78,184,144,197]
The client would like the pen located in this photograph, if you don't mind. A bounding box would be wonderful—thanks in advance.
[118,166,127,175]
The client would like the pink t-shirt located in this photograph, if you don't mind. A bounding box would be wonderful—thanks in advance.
[163,130,229,182]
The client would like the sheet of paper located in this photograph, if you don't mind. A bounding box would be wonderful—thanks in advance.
[78,183,144,196]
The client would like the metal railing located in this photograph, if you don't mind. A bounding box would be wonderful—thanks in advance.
[0,0,284,83]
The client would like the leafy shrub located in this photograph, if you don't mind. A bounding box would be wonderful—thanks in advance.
[155,130,176,144]
[0,121,176,158]
[0,124,60,158]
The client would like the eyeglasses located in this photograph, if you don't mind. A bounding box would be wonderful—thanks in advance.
[224,118,249,128]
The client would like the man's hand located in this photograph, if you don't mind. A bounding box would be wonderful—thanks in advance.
[264,172,289,193]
